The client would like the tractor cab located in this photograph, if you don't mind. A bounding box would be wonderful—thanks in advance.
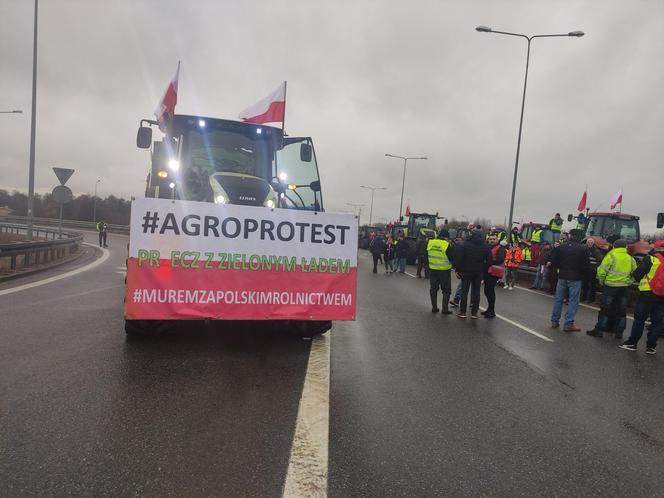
[137,115,324,211]
[406,212,438,239]
[583,212,648,255]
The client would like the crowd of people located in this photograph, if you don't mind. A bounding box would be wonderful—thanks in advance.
[368,222,664,354]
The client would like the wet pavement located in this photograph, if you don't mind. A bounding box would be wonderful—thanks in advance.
[329,251,664,496]
[2,242,664,496]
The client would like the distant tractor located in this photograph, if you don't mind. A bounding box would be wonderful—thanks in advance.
[519,222,554,266]
[582,212,650,257]
[358,225,382,249]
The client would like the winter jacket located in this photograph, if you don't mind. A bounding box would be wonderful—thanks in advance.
[369,236,386,255]
[454,232,491,273]
[537,246,552,266]
[395,239,409,258]
[550,240,589,281]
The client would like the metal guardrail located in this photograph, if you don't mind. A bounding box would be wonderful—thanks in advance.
[0,223,84,271]
[0,215,129,234]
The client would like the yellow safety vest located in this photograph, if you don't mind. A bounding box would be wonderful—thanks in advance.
[550,220,563,233]
[427,239,451,271]
[523,248,532,262]
[639,255,662,292]
[597,247,636,287]
[532,229,542,243]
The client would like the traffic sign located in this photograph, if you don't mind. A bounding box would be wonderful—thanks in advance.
[52,167,75,186]
[52,185,73,204]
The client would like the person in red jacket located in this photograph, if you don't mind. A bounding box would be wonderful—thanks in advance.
[504,243,523,290]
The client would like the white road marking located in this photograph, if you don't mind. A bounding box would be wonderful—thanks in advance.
[283,333,330,498]
[478,306,555,343]
[513,284,634,321]
[0,244,110,297]
[115,271,127,275]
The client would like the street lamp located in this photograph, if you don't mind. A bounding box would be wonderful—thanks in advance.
[26,0,39,240]
[385,154,427,221]
[360,185,387,226]
[93,179,101,225]
[476,25,584,233]
[346,203,365,225]
[0,110,23,114]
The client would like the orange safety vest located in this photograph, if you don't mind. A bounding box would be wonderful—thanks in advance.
[504,248,523,268]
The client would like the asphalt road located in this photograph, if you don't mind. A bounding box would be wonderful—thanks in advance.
[2,241,664,496]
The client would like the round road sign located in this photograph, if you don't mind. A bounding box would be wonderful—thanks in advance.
[52,185,73,204]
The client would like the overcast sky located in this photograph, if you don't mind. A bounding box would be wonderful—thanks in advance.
[1,0,662,233]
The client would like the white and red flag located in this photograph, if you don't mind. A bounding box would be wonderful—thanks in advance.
[239,81,286,124]
[405,203,411,217]
[154,62,180,131]
[609,190,623,210]
[577,190,587,212]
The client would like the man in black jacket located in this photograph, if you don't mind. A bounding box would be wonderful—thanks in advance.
[369,234,386,274]
[581,237,601,302]
[454,230,491,319]
[549,229,589,331]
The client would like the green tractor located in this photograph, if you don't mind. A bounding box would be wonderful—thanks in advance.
[396,213,439,264]
[128,114,330,337]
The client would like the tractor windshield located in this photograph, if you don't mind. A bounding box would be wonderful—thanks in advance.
[586,216,640,242]
[409,214,436,237]
[186,128,270,179]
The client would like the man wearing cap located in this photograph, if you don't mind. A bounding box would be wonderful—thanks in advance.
[427,229,453,314]
[586,239,636,339]
[549,229,589,331]
[619,241,664,354]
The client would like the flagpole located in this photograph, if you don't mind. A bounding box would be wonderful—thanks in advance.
[281,80,287,140]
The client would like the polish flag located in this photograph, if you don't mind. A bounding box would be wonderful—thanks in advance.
[405,203,411,217]
[609,190,623,210]
[577,190,587,212]
[154,62,180,131]
[239,82,286,124]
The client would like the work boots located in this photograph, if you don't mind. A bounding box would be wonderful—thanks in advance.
[441,293,452,314]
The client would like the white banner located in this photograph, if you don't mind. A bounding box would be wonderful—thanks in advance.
[129,198,358,263]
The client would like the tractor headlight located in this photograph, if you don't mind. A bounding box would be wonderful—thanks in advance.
[168,159,180,171]
[215,195,226,204]
[266,199,275,208]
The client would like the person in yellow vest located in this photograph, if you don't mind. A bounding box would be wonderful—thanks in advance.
[521,244,532,265]
[619,241,664,353]
[549,213,564,243]
[586,239,637,339]
[427,229,453,314]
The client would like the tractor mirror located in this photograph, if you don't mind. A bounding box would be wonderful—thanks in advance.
[137,126,152,149]
[657,212,664,229]
[300,143,312,162]
[309,180,321,192]
[567,214,573,222]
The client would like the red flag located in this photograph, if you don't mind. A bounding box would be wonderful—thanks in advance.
[405,203,411,217]
[577,190,587,212]
[609,190,622,210]
[239,82,286,124]
[154,62,180,131]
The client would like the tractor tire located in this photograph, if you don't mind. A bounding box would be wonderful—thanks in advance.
[287,320,332,338]
[124,319,170,337]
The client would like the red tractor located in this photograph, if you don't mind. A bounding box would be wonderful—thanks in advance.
[581,212,650,257]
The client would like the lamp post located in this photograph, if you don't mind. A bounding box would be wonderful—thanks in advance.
[346,203,365,225]
[0,110,23,114]
[360,185,387,226]
[26,0,39,240]
[92,179,101,225]
[385,154,427,221]
[475,25,584,233]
